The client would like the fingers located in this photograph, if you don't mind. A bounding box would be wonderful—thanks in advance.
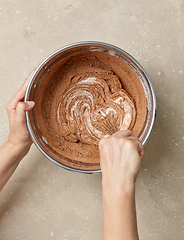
[99,130,144,186]
[7,70,35,112]
[112,129,134,138]
[138,143,144,159]
[99,130,144,161]
[127,136,143,159]
[123,135,144,159]
[14,101,35,125]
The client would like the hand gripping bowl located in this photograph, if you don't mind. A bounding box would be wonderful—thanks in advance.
[25,42,156,174]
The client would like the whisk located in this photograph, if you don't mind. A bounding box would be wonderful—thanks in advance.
[94,113,119,135]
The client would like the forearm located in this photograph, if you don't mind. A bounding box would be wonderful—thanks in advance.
[102,182,139,240]
[0,141,31,191]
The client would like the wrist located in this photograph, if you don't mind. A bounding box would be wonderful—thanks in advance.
[7,139,31,160]
[8,133,32,150]
[0,141,31,191]
[102,176,135,202]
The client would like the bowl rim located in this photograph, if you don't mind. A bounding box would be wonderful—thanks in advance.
[25,41,157,174]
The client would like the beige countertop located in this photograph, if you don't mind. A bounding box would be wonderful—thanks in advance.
[0,0,184,239]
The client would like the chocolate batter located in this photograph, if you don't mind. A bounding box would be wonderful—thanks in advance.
[57,70,136,145]
[35,51,147,169]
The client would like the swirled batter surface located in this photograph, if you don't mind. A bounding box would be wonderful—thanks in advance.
[35,51,146,169]
[57,70,136,145]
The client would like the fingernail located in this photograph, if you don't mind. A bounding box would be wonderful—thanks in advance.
[26,101,35,108]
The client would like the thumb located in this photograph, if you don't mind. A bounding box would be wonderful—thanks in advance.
[15,101,35,125]
[25,101,35,111]
[137,141,144,159]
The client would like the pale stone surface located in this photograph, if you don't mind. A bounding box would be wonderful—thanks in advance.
[0,0,184,239]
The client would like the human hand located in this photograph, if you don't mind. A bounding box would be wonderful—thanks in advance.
[0,72,35,191]
[99,130,143,240]
[6,72,35,148]
[99,130,144,194]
